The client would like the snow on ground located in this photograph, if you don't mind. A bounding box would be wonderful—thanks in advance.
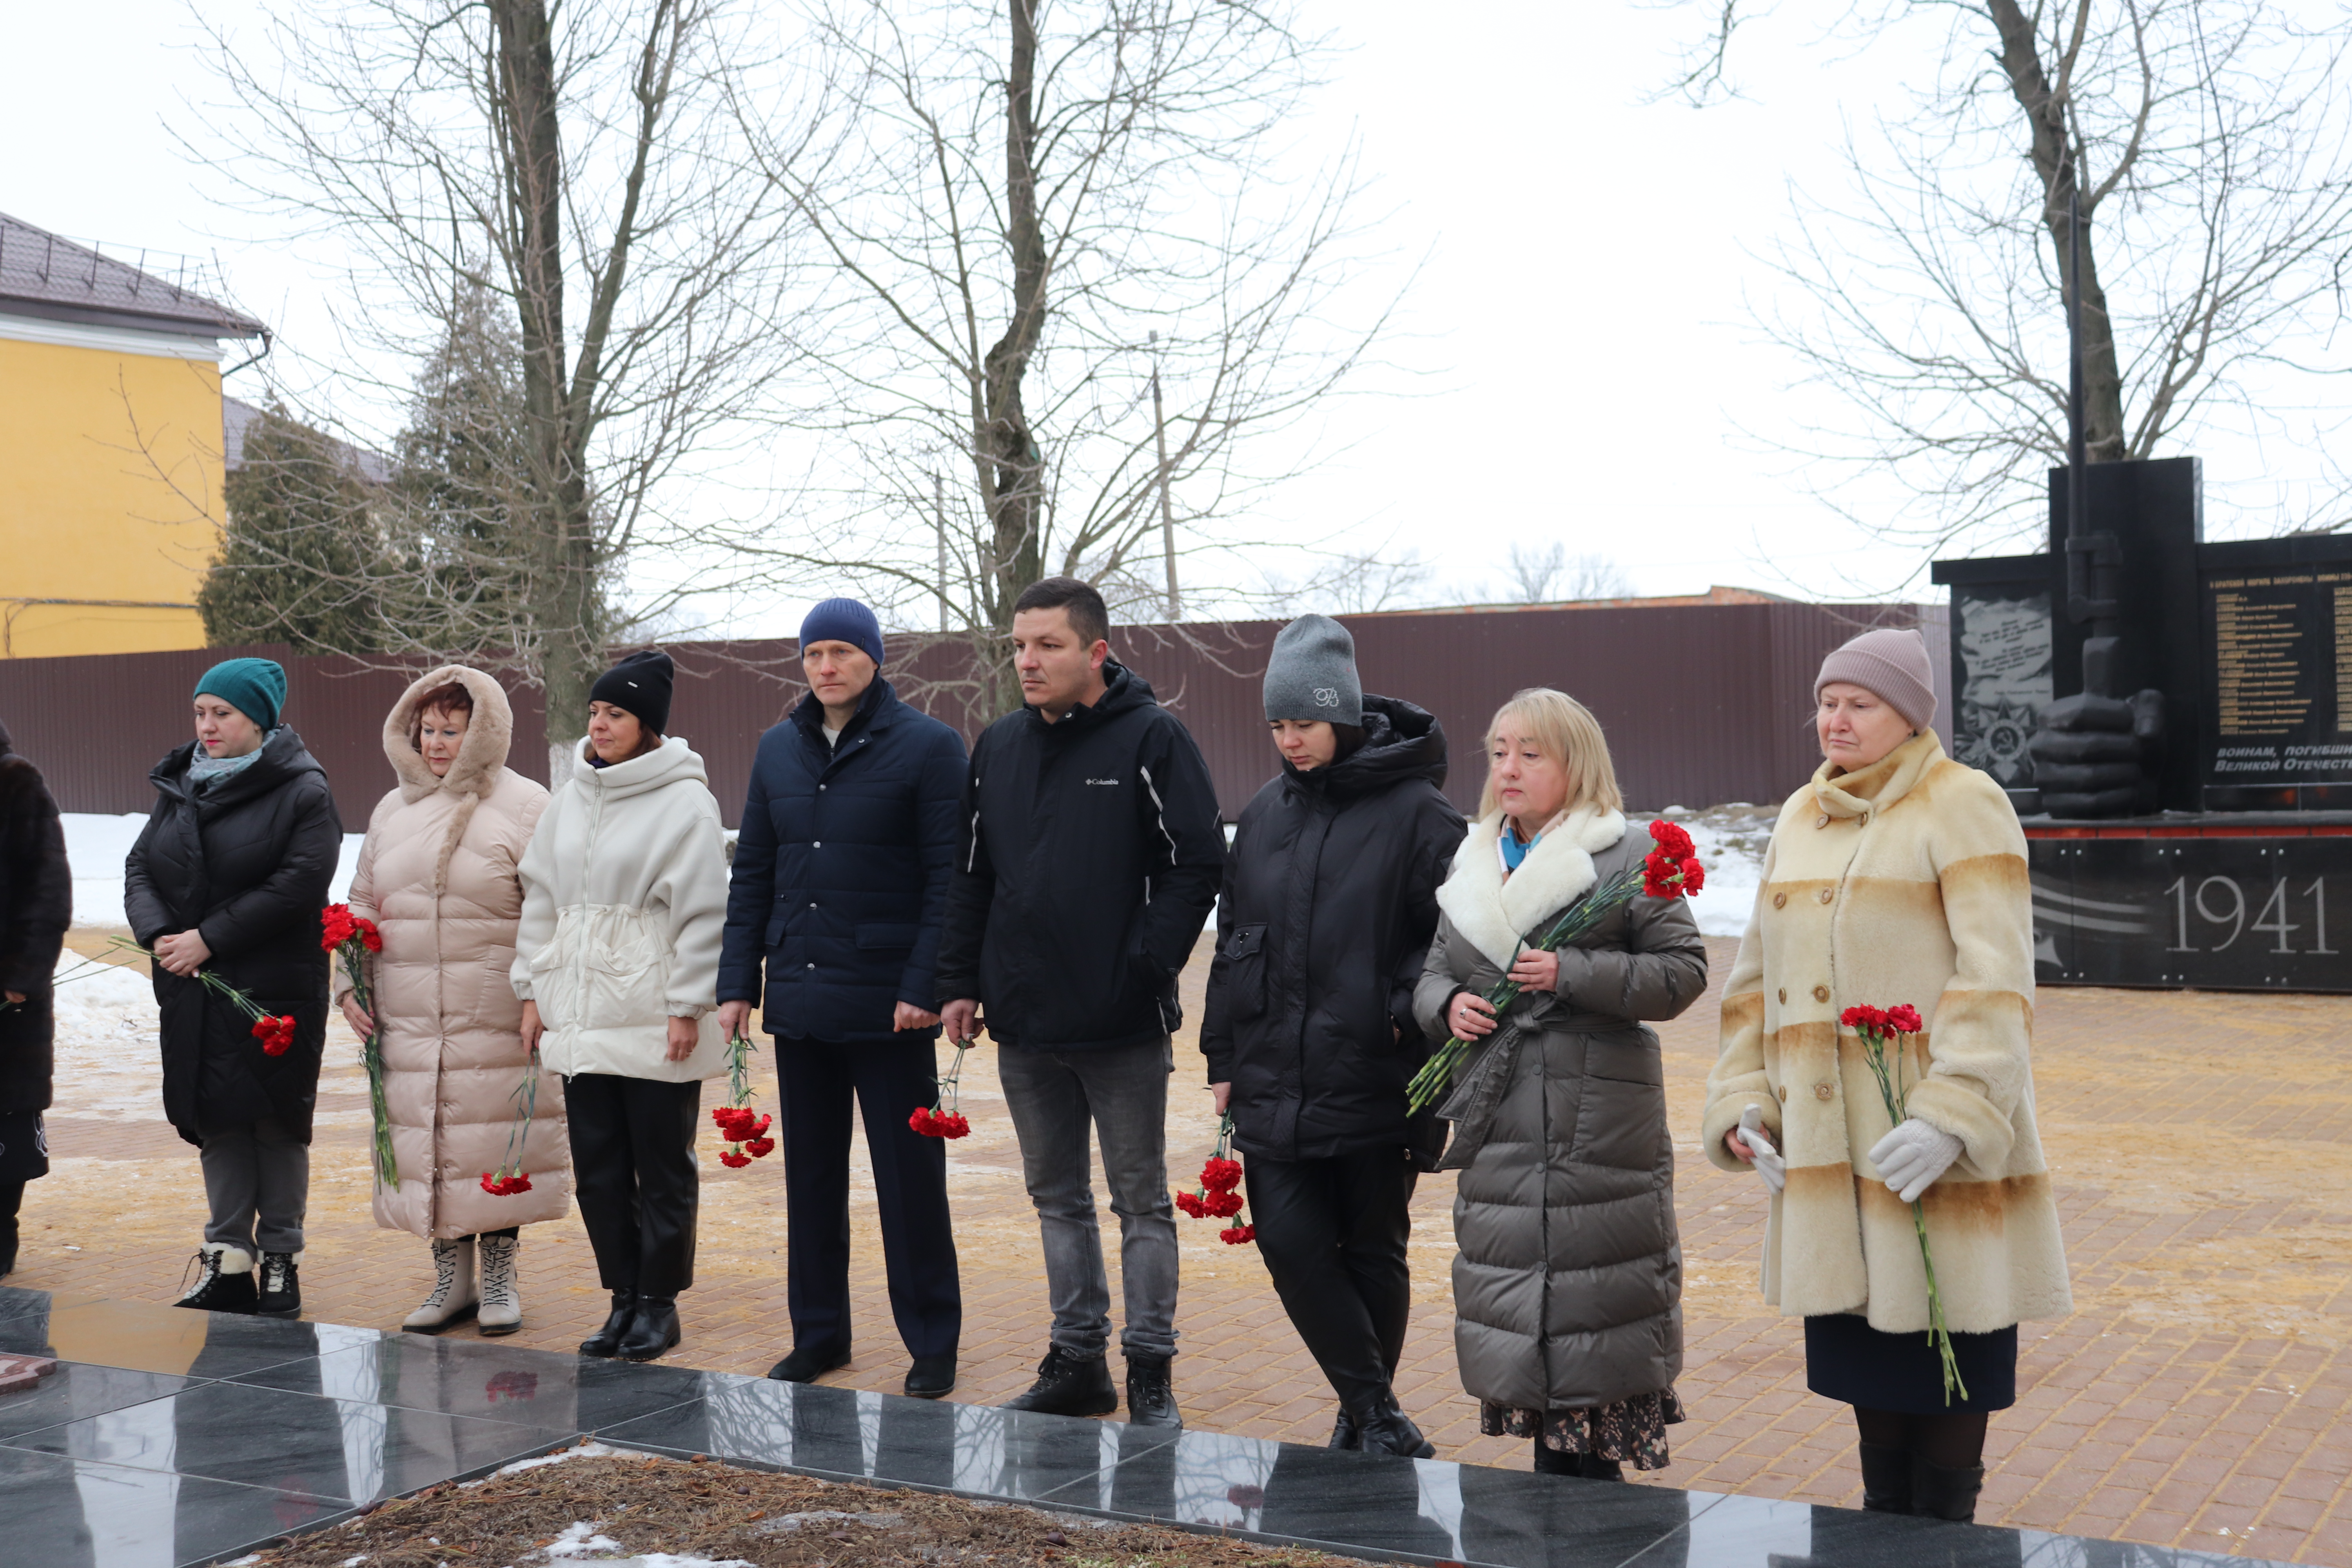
[1637,805,1773,938]
[60,813,363,928]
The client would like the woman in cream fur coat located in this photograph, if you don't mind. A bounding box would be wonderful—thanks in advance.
[1413,689,1709,1480]
[341,666,563,1336]
[1704,627,2070,1526]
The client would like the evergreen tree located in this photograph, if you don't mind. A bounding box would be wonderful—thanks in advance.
[198,403,383,652]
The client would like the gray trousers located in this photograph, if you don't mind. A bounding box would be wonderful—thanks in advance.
[199,1114,309,1256]
[995,1036,1178,1360]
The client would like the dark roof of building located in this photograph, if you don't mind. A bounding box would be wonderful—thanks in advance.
[223,396,393,486]
[0,212,267,340]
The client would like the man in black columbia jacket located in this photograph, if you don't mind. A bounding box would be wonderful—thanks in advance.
[937,577,1222,1427]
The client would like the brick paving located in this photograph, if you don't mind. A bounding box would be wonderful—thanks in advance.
[19,931,2352,1562]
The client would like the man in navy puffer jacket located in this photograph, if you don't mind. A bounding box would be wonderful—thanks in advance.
[718,598,968,1397]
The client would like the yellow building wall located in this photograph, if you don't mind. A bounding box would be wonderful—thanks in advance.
[0,334,225,657]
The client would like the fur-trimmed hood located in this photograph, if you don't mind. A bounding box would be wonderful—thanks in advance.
[1435,805,1628,970]
[385,665,516,803]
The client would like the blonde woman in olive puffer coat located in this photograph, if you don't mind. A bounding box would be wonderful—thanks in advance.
[340,666,564,1337]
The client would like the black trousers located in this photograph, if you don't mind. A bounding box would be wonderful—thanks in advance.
[777,1035,962,1360]
[564,1073,702,1298]
[1244,1144,1418,1411]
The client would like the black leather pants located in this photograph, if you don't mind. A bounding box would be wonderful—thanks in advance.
[564,1073,702,1297]
[1243,1145,1417,1411]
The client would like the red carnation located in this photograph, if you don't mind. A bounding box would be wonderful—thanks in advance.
[1648,819,1696,860]
[479,1171,532,1196]
[1176,1191,1207,1218]
[1840,1004,1887,1033]
[1219,1224,1257,1246]
[358,920,383,953]
[935,1112,970,1139]
[1679,857,1706,893]
[719,1150,752,1169]
[1200,1157,1243,1194]
[1885,1004,1924,1034]
[909,1108,936,1136]
[743,1136,777,1158]
[1205,1190,1245,1219]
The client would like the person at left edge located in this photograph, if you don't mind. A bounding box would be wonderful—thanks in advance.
[126,658,343,1318]
[0,718,71,1279]
[514,649,731,1363]
[718,598,968,1399]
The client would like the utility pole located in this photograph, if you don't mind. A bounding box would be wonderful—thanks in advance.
[933,472,949,632]
[1149,330,1180,618]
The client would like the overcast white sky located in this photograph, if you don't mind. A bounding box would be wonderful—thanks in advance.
[8,1,2343,628]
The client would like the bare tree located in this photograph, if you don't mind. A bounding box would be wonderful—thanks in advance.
[1677,0,2352,552]
[1498,543,1632,604]
[730,0,1401,713]
[198,0,798,759]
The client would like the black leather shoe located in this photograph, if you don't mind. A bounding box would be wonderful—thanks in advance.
[1328,1407,1361,1450]
[1911,1458,1985,1523]
[579,1291,636,1357]
[1859,1442,1913,1513]
[1124,1353,1181,1429]
[904,1354,957,1399]
[1001,1347,1118,1417]
[767,1342,851,1383]
[617,1296,682,1361]
[1352,1390,1434,1459]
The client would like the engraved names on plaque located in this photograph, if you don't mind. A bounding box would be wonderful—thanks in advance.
[2201,569,2352,805]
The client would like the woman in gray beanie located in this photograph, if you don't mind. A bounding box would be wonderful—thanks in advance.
[1201,615,1465,1456]
[1704,626,2067,1522]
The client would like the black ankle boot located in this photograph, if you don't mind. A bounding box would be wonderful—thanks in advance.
[1534,1439,1579,1475]
[579,1291,635,1357]
[1349,1390,1435,1459]
[1001,1347,1118,1417]
[617,1296,681,1361]
[1859,1442,1914,1514]
[255,1251,303,1319]
[1124,1354,1182,1428]
[1328,1406,1361,1450]
[1912,1457,1985,1523]
[174,1244,257,1314]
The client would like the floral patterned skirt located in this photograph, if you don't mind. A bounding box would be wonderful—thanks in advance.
[1480,1388,1686,1471]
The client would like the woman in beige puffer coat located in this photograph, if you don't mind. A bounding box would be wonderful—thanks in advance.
[340,666,565,1336]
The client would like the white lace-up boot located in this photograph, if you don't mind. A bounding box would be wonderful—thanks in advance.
[403,1236,478,1332]
[476,1233,523,1336]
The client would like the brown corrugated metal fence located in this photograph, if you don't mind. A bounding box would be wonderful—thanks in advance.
[0,601,1927,831]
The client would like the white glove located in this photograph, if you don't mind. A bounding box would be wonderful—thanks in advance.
[1735,1104,1785,1195]
[1869,1118,1964,1203]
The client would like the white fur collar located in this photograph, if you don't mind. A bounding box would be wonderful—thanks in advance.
[1436,806,1628,969]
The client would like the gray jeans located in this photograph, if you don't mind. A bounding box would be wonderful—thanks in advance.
[994,1037,1178,1360]
[199,1114,308,1256]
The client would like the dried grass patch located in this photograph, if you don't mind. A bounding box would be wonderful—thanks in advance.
[234,1448,1377,1568]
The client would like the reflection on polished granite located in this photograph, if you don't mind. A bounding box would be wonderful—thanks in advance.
[0,1287,2288,1568]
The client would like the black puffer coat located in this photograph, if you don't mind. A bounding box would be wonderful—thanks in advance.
[125,728,343,1146]
[0,721,71,1116]
[1201,696,1466,1163]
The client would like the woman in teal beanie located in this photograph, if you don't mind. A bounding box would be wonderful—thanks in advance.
[125,657,343,1316]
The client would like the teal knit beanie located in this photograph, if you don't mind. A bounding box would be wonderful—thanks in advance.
[194,657,287,731]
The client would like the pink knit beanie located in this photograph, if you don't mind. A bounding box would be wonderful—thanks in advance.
[1815,628,1936,732]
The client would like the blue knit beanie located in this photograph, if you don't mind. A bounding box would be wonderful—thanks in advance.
[194,657,287,731]
[799,598,886,668]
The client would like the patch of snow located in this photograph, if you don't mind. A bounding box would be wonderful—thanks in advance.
[60,812,363,928]
[537,1521,752,1566]
[472,1442,624,1484]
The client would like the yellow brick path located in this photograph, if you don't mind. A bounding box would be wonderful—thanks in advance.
[18,933,2352,1563]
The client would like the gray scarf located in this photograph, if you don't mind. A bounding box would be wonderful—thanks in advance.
[189,730,277,791]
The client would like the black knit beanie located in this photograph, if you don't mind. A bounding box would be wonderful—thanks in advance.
[590,649,675,736]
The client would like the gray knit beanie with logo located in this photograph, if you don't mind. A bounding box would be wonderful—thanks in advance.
[1815,627,1938,732]
[1264,614,1363,727]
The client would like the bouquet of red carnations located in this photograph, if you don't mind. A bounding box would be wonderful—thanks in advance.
[712,1031,779,1169]
[1843,1000,1968,1405]
[109,936,298,1054]
[1175,1114,1254,1245]
[910,1034,972,1139]
[321,904,397,1188]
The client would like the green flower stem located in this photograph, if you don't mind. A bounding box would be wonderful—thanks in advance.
[336,941,399,1189]
[1858,1023,1970,1406]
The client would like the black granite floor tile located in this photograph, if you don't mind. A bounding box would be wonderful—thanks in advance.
[2,1378,578,1506]
[599,1377,1182,1505]
[0,1285,113,1325]
[0,1299,380,1380]
[231,1332,710,1431]
[1623,1494,2271,1568]
[0,1361,197,1442]
[0,1443,345,1568]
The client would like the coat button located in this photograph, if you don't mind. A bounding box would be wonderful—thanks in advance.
[806,963,816,970]
[1816,813,1830,829]
[1772,892,1788,909]
[1775,1085,1788,1102]
[1812,984,1829,1002]
[813,840,822,848]
[809,901,817,908]
[1818,887,1835,904]
[1776,988,1787,1003]
[819,784,827,791]
[1813,1082,1834,1101]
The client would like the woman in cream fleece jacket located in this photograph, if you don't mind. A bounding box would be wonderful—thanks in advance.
[1703,627,2069,1526]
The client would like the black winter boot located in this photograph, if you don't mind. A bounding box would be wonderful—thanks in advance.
[617,1296,682,1361]
[255,1251,303,1318]
[1328,1406,1362,1450]
[174,1243,257,1314]
[1912,1457,1985,1523]
[1859,1442,1914,1514]
[1124,1354,1182,1428]
[1002,1347,1118,1417]
[579,1291,636,1357]
[1349,1390,1435,1459]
